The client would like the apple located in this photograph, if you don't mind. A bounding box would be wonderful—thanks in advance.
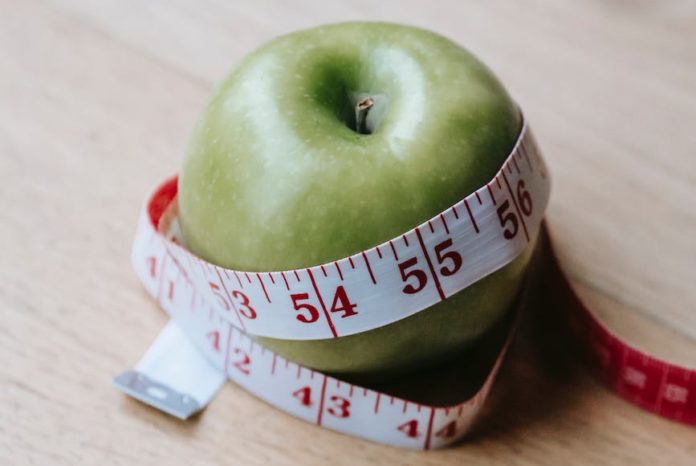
[179,22,534,381]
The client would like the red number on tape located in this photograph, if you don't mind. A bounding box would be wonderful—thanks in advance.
[434,239,463,276]
[397,419,420,438]
[292,386,312,407]
[517,179,533,216]
[291,293,320,323]
[231,290,257,319]
[434,420,457,438]
[207,330,220,352]
[398,257,428,294]
[497,200,519,239]
[329,286,358,318]
[498,179,533,240]
[231,347,251,375]
[147,257,157,278]
[327,396,351,418]
[209,282,231,310]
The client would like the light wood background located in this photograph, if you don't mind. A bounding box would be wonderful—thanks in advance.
[2,0,695,464]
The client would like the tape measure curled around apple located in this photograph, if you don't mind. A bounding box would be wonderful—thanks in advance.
[113,23,695,449]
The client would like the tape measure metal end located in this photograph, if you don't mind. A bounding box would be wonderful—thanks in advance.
[113,321,226,420]
[113,370,202,420]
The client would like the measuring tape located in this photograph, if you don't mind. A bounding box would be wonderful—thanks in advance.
[114,117,695,449]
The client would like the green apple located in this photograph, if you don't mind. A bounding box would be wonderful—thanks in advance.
[179,22,533,381]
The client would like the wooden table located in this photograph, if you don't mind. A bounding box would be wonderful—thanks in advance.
[2,1,695,464]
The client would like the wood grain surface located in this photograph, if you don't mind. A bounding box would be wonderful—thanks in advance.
[1,0,695,464]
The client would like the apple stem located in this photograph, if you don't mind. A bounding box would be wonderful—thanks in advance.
[355,97,374,135]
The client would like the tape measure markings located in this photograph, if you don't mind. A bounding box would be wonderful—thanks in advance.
[213,267,245,331]
[306,267,338,338]
[149,118,549,342]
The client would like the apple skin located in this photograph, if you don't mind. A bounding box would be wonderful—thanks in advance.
[179,22,533,380]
